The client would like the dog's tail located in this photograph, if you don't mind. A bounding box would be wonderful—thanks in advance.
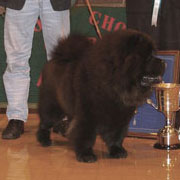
[51,34,93,62]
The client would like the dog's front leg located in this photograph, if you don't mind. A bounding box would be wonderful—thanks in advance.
[101,124,129,159]
[68,116,97,163]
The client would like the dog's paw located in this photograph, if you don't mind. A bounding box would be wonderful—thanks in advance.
[36,130,52,147]
[76,153,97,163]
[39,139,52,147]
[109,146,127,158]
[76,150,97,163]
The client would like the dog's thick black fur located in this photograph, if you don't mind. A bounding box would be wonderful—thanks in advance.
[37,29,165,163]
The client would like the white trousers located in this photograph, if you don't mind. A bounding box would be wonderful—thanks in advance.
[3,0,70,122]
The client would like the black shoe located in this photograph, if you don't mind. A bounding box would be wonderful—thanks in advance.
[2,119,24,139]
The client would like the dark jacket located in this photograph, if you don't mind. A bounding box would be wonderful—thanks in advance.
[126,0,180,50]
[0,0,71,11]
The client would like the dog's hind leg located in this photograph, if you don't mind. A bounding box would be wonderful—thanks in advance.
[52,115,70,137]
[101,124,129,158]
[37,90,65,146]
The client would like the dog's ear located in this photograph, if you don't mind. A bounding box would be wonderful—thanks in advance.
[126,34,154,56]
[129,34,144,44]
[125,34,144,51]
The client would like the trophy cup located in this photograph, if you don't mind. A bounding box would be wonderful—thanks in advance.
[147,83,180,149]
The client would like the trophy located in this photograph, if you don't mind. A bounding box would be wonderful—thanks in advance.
[147,83,180,149]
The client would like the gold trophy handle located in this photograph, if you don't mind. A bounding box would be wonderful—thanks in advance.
[147,98,158,110]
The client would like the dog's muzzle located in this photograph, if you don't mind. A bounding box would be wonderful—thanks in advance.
[141,75,163,87]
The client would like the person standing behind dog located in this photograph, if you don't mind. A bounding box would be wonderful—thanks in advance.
[0,0,71,139]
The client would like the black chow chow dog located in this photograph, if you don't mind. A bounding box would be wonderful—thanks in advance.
[37,29,165,163]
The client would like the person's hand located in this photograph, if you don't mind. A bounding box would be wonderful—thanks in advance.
[0,6,5,16]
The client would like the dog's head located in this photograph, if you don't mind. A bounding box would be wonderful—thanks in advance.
[140,55,165,87]
[112,30,166,105]
[120,30,166,89]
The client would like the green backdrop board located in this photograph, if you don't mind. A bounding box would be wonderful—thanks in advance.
[0,6,126,108]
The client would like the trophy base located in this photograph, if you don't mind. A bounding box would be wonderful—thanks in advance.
[154,126,180,150]
[154,143,180,150]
